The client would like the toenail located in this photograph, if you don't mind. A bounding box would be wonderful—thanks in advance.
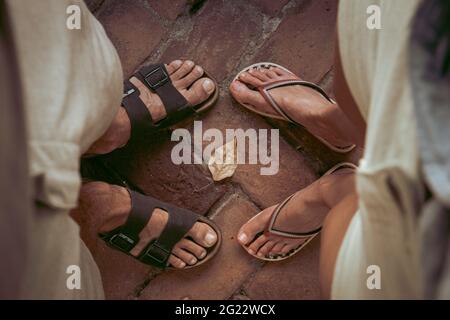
[238,233,248,243]
[257,252,264,257]
[205,231,217,245]
[200,251,207,259]
[202,79,214,93]
[173,60,182,67]
[248,249,255,255]
[186,60,194,67]
[179,262,186,268]
[232,82,243,92]
[190,258,197,265]
[196,66,203,74]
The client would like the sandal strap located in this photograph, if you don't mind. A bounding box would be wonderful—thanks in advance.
[100,189,198,269]
[258,79,334,125]
[265,194,322,239]
[100,190,155,253]
[121,64,193,143]
[264,162,358,239]
[139,205,197,268]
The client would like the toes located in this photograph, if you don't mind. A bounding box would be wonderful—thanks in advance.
[263,69,278,79]
[178,238,207,260]
[270,242,285,255]
[172,247,198,266]
[165,60,183,75]
[172,60,195,80]
[168,255,187,269]
[237,206,274,246]
[238,72,264,87]
[249,69,270,82]
[229,80,267,109]
[280,242,300,256]
[176,65,204,88]
[188,222,218,248]
[185,77,215,106]
[257,240,276,258]
[247,234,269,256]
[270,66,293,77]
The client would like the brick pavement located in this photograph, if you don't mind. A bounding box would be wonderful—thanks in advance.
[79,0,358,300]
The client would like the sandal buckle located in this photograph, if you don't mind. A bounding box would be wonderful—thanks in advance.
[140,241,170,265]
[109,232,136,253]
[143,67,169,90]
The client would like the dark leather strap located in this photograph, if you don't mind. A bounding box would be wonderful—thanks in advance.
[264,194,322,239]
[100,190,155,253]
[139,205,198,268]
[121,64,194,144]
[100,189,199,269]
[136,64,188,116]
[121,80,154,143]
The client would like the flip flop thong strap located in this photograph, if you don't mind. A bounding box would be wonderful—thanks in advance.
[264,162,358,239]
[121,64,193,143]
[265,194,322,239]
[258,79,333,125]
[100,190,199,269]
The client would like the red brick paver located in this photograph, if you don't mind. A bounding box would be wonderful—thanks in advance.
[249,0,290,16]
[75,0,346,300]
[147,0,187,20]
[243,237,321,300]
[97,0,167,76]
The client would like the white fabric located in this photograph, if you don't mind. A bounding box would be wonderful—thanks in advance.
[332,0,424,299]
[8,0,123,298]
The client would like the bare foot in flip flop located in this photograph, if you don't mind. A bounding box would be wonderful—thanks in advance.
[229,63,355,153]
[80,182,220,269]
[237,163,356,261]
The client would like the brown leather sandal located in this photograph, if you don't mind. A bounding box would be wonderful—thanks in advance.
[81,152,222,270]
[122,63,219,145]
[100,188,222,270]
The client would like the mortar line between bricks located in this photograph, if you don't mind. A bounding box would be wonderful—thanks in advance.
[139,15,194,72]
[133,271,162,299]
[207,182,265,220]
[228,261,267,300]
[136,0,172,28]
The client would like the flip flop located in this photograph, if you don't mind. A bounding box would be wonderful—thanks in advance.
[241,162,358,262]
[232,62,355,153]
[122,62,219,146]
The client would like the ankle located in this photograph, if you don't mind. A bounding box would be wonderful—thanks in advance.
[86,107,131,155]
[98,184,132,233]
[309,104,354,147]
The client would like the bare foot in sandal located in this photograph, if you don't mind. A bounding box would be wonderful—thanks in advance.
[237,163,356,261]
[128,60,216,123]
[229,64,355,152]
[87,60,217,154]
[80,181,219,269]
